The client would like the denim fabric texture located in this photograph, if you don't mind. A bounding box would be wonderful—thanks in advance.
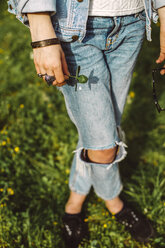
[55,12,146,200]
[7,0,165,42]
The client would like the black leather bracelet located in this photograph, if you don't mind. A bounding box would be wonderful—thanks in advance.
[31,38,60,49]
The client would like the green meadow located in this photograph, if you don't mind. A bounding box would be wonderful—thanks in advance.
[0,2,165,247]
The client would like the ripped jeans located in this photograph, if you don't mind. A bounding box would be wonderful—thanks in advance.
[56,11,146,200]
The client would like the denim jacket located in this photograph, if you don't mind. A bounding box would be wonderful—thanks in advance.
[7,0,165,42]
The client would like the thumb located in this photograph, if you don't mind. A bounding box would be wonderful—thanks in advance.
[61,52,70,76]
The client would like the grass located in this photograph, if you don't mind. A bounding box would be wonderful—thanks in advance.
[0,2,165,248]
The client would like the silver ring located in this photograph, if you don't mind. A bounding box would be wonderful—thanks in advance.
[37,73,47,78]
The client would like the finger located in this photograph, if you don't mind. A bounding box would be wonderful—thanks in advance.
[53,63,65,84]
[56,82,66,87]
[160,66,165,75]
[61,52,70,76]
[64,74,70,81]
[52,74,69,87]
[160,70,165,75]
[52,77,67,87]
[156,52,165,63]
[39,67,48,82]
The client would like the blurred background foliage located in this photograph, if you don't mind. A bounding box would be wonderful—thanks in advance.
[0,1,165,247]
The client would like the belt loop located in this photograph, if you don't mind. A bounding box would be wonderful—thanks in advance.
[135,13,139,18]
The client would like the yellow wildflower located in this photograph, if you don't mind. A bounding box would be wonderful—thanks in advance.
[84,218,88,222]
[14,147,20,152]
[7,188,14,195]
[0,204,4,208]
[112,216,115,220]
[1,129,8,135]
[163,202,165,207]
[20,104,24,109]
[0,188,4,192]
[65,169,70,174]
[103,224,107,228]
[2,141,7,146]
[53,221,58,225]
[129,91,135,99]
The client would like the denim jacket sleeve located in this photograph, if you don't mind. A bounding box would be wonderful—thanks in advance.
[154,0,165,9]
[7,0,56,26]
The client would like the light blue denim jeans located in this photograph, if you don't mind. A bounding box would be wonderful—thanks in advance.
[52,11,146,200]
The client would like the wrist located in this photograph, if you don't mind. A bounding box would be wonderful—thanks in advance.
[31,38,60,49]
[27,13,56,41]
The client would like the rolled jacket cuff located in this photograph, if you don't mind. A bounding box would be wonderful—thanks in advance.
[154,0,165,9]
[18,0,56,14]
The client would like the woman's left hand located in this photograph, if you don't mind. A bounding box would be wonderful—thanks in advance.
[156,7,165,73]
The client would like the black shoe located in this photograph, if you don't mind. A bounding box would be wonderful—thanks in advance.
[114,204,154,243]
[62,212,89,248]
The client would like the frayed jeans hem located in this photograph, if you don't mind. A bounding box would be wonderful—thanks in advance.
[94,185,123,201]
[69,185,90,196]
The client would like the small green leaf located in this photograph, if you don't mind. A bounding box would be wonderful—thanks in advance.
[77,75,88,84]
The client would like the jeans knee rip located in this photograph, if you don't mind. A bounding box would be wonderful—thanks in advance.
[73,141,127,177]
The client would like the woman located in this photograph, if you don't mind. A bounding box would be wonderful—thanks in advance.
[8,0,165,247]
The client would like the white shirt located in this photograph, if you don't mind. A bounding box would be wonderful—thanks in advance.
[88,0,144,16]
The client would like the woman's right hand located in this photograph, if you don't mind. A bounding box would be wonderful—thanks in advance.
[27,12,70,87]
[33,43,70,87]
